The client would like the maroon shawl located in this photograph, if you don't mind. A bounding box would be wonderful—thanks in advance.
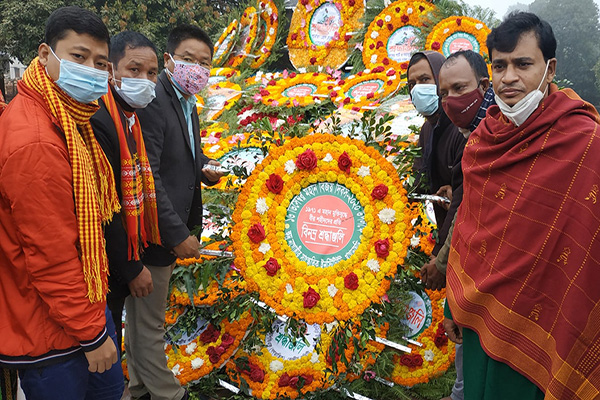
[448,85,600,399]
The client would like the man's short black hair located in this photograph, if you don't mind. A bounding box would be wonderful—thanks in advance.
[110,31,157,67]
[445,50,489,81]
[45,6,110,50]
[166,24,214,58]
[486,11,556,62]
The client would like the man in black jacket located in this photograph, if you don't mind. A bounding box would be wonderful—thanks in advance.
[132,25,223,400]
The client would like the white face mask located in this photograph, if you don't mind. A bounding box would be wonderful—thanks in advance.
[113,65,156,109]
[494,61,550,127]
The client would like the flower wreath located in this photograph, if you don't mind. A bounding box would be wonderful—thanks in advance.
[227,7,259,68]
[426,16,491,60]
[258,72,331,107]
[335,67,402,110]
[169,270,246,308]
[166,311,253,386]
[406,202,437,256]
[385,288,455,387]
[362,0,435,73]
[209,67,240,86]
[200,81,242,121]
[226,321,386,399]
[231,134,412,324]
[251,0,280,69]
[213,19,239,67]
[287,0,364,69]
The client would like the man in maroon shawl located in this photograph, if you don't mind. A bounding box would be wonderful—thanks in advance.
[447,11,600,399]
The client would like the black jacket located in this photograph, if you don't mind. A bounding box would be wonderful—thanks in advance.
[136,71,215,266]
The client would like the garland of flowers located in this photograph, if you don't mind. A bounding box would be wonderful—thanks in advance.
[335,67,402,110]
[213,19,240,67]
[406,202,437,256]
[227,7,260,68]
[257,72,332,107]
[210,67,241,85]
[231,134,412,324]
[287,0,364,69]
[166,311,253,386]
[362,0,435,73]
[169,271,246,307]
[250,0,280,68]
[385,288,455,387]
[425,16,491,59]
[199,81,243,121]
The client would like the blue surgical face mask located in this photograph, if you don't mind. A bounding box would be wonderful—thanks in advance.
[113,66,156,109]
[49,47,108,104]
[411,84,439,117]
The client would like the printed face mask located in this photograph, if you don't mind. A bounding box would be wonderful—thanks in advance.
[167,54,210,95]
[442,86,484,129]
[411,84,439,116]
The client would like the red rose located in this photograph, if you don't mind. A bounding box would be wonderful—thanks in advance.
[221,333,235,348]
[330,91,338,98]
[395,7,401,12]
[310,57,317,65]
[412,354,423,367]
[344,34,352,42]
[214,345,226,356]
[303,287,320,308]
[371,184,388,200]
[249,364,265,383]
[401,62,409,70]
[296,149,318,170]
[400,354,414,366]
[344,272,359,290]
[290,72,297,78]
[432,41,441,50]
[374,238,390,258]
[456,18,462,26]
[352,106,360,112]
[291,33,298,40]
[247,223,266,243]
[372,66,385,73]
[348,0,355,6]
[200,324,220,344]
[387,80,393,86]
[266,173,284,194]
[366,93,374,99]
[343,97,351,104]
[289,376,299,387]
[376,40,383,49]
[382,58,390,66]
[419,5,425,11]
[369,43,375,50]
[201,129,207,137]
[435,331,448,347]
[338,151,352,173]
[376,19,383,27]
[264,257,280,276]
[387,23,394,31]
[208,352,220,364]
[387,69,396,76]
[401,14,409,23]
[279,372,291,387]
[302,374,314,386]
[260,88,270,96]
[338,79,345,85]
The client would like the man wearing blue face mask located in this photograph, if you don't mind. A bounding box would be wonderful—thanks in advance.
[131,25,225,400]
[0,6,124,400]
[90,31,161,360]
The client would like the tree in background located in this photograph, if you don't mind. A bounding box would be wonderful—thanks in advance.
[529,0,600,106]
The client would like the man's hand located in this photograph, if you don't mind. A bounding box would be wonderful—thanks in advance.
[202,160,226,182]
[443,317,463,344]
[435,185,452,211]
[128,266,153,298]
[84,338,118,373]
[173,235,201,259]
[420,257,446,291]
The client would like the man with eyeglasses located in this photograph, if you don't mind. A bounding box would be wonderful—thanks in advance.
[131,25,224,400]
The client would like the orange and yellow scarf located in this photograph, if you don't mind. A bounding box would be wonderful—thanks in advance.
[22,58,120,303]
[101,89,160,259]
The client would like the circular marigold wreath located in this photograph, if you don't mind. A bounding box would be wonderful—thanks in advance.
[208,67,240,86]
[287,0,364,69]
[334,67,402,109]
[259,72,332,107]
[200,81,242,121]
[251,0,280,68]
[213,19,239,67]
[426,16,491,59]
[363,0,435,73]
[227,7,259,68]
[385,288,456,387]
[169,271,247,308]
[231,134,412,324]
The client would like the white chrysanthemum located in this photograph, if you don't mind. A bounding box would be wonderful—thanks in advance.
[256,197,269,215]
[299,67,307,73]
[286,283,294,294]
[370,30,379,39]
[310,352,320,363]
[185,342,197,355]
[327,284,338,298]
[384,0,391,6]
[378,208,396,224]
[284,159,297,174]
[208,145,220,153]
[475,23,483,30]
[384,15,391,22]
[406,7,413,14]
[323,153,333,162]
[424,349,435,362]
[270,360,284,372]
[370,54,378,64]
[443,28,450,34]
[410,235,420,247]
[367,259,380,273]
[269,27,275,35]
[259,242,271,254]
[191,358,205,369]
[171,364,182,376]
[325,321,338,332]
[357,165,370,177]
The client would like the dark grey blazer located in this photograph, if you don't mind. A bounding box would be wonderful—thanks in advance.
[137,71,214,266]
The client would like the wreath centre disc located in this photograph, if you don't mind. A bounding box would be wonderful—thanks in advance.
[309,3,343,46]
[285,182,366,267]
[265,320,321,360]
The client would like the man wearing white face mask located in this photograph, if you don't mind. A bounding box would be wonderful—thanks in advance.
[90,31,162,361]
[446,12,600,399]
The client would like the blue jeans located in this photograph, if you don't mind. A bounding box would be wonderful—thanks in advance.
[19,307,124,400]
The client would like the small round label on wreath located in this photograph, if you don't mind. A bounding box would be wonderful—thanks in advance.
[309,3,343,46]
[285,182,366,267]
[443,32,480,56]
[283,83,318,98]
[218,147,265,175]
[347,79,384,100]
[265,320,321,361]
[403,291,433,339]
[387,26,420,63]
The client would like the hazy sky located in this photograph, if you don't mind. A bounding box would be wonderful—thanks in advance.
[462,0,600,19]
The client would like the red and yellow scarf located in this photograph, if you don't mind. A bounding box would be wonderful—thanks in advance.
[101,89,160,259]
[21,58,120,303]
[448,85,600,399]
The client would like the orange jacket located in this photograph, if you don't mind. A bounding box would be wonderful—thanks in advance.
[0,82,108,368]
